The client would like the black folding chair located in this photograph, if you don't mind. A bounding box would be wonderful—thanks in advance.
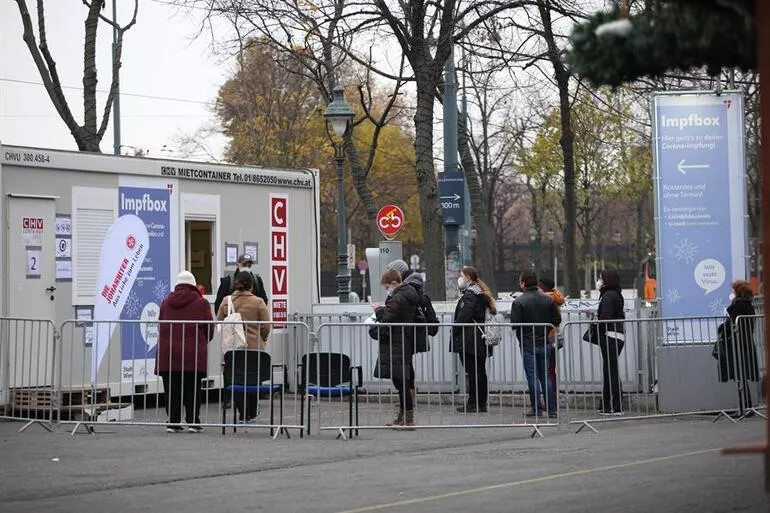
[222,350,285,436]
[298,353,362,438]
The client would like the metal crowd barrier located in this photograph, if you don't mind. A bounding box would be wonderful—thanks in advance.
[0,312,765,439]
[0,318,57,433]
[560,315,766,433]
[53,319,310,437]
[309,321,558,439]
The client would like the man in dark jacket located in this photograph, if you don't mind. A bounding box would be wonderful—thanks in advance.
[511,271,561,418]
[155,271,214,433]
[214,253,268,312]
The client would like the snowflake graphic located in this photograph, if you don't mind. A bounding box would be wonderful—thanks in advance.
[153,280,170,302]
[709,297,727,316]
[666,289,681,304]
[673,238,698,264]
[123,292,142,318]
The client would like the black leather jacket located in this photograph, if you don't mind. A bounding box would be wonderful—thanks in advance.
[510,287,561,349]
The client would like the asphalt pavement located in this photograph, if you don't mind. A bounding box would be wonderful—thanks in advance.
[0,415,767,512]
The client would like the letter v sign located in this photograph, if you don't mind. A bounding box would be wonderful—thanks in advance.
[272,266,287,295]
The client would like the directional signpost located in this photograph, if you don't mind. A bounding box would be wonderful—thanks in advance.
[653,91,748,342]
[437,171,465,225]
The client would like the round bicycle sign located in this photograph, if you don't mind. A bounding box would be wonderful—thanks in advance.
[376,205,404,240]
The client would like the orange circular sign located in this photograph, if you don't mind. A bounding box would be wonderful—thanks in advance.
[376,205,404,240]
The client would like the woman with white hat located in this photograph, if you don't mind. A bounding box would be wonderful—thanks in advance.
[155,271,214,433]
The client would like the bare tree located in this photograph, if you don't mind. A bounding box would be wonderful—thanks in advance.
[13,0,138,152]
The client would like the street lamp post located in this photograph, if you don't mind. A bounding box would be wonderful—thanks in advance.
[323,86,355,303]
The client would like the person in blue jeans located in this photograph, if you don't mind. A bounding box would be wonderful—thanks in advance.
[511,271,562,418]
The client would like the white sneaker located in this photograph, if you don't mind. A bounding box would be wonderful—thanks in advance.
[188,426,204,433]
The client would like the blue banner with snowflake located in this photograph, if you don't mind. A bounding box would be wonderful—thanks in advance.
[118,185,171,379]
[653,92,748,341]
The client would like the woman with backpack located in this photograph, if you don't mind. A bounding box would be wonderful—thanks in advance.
[451,266,497,413]
[374,269,420,429]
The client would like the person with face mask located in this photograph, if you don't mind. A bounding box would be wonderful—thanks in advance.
[593,269,625,415]
[373,269,420,429]
[451,266,497,413]
[214,253,268,313]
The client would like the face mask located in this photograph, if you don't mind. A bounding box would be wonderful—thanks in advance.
[458,277,468,290]
[385,286,394,297]
[238,266,252,273]
[729,292,736,302]
[596,279,604,290]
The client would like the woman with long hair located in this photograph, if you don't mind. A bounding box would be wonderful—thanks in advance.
[451,266,496,413]
[595,269,625,415]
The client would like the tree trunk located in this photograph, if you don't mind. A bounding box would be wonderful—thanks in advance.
[540,1,578,297]
[414,84,445,299]
[81,0,103,152]
[344,134,380,243]
[458,114,497,293]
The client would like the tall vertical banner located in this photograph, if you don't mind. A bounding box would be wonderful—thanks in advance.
[271,194,288,329]
[118,184,173,378]
[653,91,748,342]
[92,214,149,381]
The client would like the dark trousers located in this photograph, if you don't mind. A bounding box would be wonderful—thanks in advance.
[161,371,202,426]
[393,364,414,412]
[459,351,488,407]
[600,338,624,412]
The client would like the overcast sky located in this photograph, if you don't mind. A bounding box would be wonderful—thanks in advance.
[1,1,230,160]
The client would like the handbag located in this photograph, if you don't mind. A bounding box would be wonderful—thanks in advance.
[582,323,599,345]
[219,295,247,353]
[475,310,502,347]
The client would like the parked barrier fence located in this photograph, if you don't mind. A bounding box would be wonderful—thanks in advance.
[0,318,57,432]
[0,312,765,438]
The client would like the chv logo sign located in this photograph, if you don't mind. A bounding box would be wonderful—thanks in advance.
[376,205,404,240]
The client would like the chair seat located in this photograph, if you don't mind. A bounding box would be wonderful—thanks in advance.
[225,384,279,393]
[307,385,353,397]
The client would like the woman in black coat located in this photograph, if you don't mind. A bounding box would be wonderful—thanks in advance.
[374,269,420,428]
[451,266,496,413]
[726,280,759,412]
[595,269,625,415]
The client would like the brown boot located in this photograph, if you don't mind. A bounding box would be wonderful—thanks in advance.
[386,409,404,427]
[409,389,416,410]
[402,410,415,430]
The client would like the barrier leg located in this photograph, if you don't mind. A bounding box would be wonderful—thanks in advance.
[530,425,544,438]
[18,420,53,433]
[575,421,599,434]
[712,410,739,424]
[70,422,95,436]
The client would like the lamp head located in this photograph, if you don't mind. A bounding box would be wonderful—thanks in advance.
[323,86,354,137]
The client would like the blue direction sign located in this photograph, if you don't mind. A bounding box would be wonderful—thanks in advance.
[653,92,747,342]
[437,171,466,225]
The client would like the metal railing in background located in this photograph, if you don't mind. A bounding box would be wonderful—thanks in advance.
[0,318,57,433]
